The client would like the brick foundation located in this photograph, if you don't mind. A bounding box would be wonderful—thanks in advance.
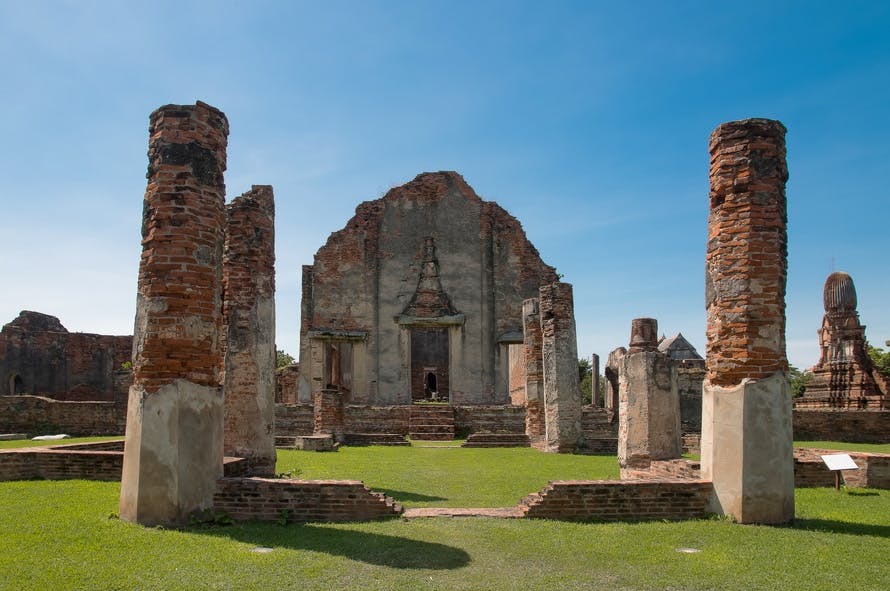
[521,479,712,521]
[792,409,889,443]
[213,478,402,522]
[0,395,125,435]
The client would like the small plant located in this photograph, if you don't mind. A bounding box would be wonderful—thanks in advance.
[275,468,302,479]
[121,361,133,370]
[187,508,234,527]
[277,509,291,526]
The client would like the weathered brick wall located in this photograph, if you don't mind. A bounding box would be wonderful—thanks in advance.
[581,407,618,439]
[522,480,712,521]
[132,102,228,392]
[223,185,276,475]
[454,405,526,434]
[0,395,125,435]
[522,298,545,444]
[213,478,402,522]
[793,410,889,443]
[706,119,788,385]
[276,364,299,403]
[793,448,890,489]
[0,449,122,481]
[0,311,132,401]
[677,362,704,433]
[623,459,701,481]
[274,403,314,435]
[313,389,345,437]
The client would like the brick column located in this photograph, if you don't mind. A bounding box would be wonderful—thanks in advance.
[701,118,794,524]
[120,102,228,526]
[313,388,345,442]
[522,298,545,448]
[539,282,581,453]
[223,185,276,476]
[617,318,680,475]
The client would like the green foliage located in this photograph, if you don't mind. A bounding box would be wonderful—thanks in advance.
[867,339,890,376]
[788,366,814,398]
[276,349,295,368]
[578,357,592,404]
[188,508,234,527]
[120,361,132,370]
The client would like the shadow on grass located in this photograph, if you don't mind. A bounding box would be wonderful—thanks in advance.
[205,523,471,569]
[376,489,448,503]
[793,518,890,538]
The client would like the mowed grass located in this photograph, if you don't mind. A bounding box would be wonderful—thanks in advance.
[0,436,123,450]
[276,446,619,507]
[1,445,888,590]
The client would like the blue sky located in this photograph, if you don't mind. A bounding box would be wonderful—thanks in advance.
[0,1,887,370]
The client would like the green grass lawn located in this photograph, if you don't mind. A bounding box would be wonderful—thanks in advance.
[1,445,888,590]
[795,440,890,453]
[0,436,123,450]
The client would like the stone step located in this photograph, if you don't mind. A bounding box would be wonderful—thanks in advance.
[408,416,455,426]
[343,433,410,446]
[409,432,456,441]
[409,424,455,434]
[462,433,530,448]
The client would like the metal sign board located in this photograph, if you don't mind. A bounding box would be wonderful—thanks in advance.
[820,453,858,471]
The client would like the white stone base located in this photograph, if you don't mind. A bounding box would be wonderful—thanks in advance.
[119,380,224,526]
[700,372,794,524]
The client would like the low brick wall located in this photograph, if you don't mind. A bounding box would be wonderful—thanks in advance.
[792,410,889,443]
[622,459,701,481]
[0,442,249,482]
[0,448,123,481]
[0,395,125,436]
[522,479,713,521]
[453,405,526,434]
[794,448,890,489]
[581,407,617,439]
[214,477,403,522]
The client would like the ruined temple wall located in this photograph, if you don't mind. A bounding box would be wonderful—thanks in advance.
[0,313,132,401]
[299,172,556,405]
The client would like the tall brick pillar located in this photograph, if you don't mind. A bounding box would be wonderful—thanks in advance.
[522,298,545,448]
[223,185,277,476]
[120,102,229,525]
[617,318,680,475]
[701,118,794,524]
[539,282,582,453]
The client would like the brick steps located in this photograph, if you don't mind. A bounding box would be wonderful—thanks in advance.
[576,437,618,454]
[409,404,455,441]
[343,433,410,446]
[462,433,530,448]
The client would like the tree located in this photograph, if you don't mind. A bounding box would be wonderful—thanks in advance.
[788,366,813,398]
[578,357,592,404]
[276,349,295,369]
[867,339,890,376]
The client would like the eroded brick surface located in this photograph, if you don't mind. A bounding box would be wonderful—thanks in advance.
[706,118,788,385]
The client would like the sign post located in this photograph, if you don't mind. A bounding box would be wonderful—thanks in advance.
[820,453,858,491]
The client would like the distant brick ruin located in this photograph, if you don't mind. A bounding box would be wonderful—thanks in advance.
[798,271,888,409]
[700,118,795,524]
[0,311,131,402]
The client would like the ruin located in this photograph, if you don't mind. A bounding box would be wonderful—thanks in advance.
[297,171,559,406]
[119,102,231,525]
[798,271,888,409]
[222,185,277,475]
[700,118,795,524]
[0,311,131,402]
[617,318,681,473]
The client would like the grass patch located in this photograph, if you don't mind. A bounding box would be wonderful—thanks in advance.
[0,436,123,450]
[795,441,890,454]
[276,446,618,507]
[0,477,887,590]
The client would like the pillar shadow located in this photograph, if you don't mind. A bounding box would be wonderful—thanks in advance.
[203,523,471,569]
[792,518,890,538]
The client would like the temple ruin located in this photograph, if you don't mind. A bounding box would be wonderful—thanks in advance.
[298,171,560,406]
[798,271,888,409]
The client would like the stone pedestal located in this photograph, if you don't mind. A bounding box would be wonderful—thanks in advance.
[120,381,224,525]
[700,373,794,523]
[618,350,680,472]
[539,282,581,453]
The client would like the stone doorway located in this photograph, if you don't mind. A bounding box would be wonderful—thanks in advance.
[411,328,449,402]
